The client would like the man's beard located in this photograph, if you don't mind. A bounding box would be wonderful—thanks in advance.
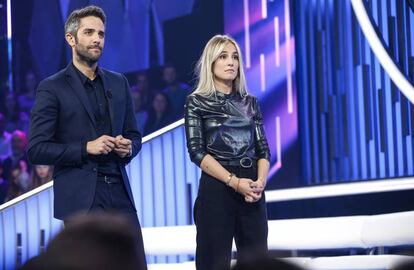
[75,43,102,66]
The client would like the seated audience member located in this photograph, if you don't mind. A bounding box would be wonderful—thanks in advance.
[2,130,30,183]
[161,64,191,120]
[20,213,147,270]
[31,165,53,189]
[0,113,12,159]
[144,92,173,135]
[2,92,20,132]
[230,255,303,270]
[131,86,148,135]
[135,71,155,110]
[18,70,38,114]
[0,161,7,203]
[5,160,31,201]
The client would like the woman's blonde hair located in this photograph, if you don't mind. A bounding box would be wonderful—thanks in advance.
[193,34,249,97]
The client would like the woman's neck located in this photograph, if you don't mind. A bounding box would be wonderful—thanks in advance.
[214,79,233,94]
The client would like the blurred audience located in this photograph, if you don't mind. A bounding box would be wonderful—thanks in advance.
[31,165,53,189]
[134,71,156,110]
[21,213,147,270]
[2,92,21,132]
[131,87,148,135]
[2,130,29,182]
[161,64,191,120]
[5,159,31,201]
[0,161,7,203]
[18,70,38,114]
[0,113,12,159]
[144,92,173,135]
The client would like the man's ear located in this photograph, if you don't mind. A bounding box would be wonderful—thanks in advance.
[65,33,76,47]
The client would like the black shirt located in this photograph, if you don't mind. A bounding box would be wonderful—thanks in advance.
[73,64,121,176]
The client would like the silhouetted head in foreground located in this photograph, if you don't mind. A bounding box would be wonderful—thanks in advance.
[231,255,304,270]
[21,213,145,270]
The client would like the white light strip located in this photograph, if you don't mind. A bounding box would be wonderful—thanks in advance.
[274,17,280,67]
[6,0,11,39]
[269,116,282,176]
[0,181,53,211]
[260,54,266,91]
[265,177,414,202]
[6,0,13,91]
[243,0,251,68]
[142,118,184,143]
[262,0,267,19]
[350,0,414,104]
[275,116,282,166]
[284,0,293,113]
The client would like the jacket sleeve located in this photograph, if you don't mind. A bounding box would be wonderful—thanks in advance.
[253,97,271,161]
[120,74,142,164]
[28,83,83,166]
[184,95,207,166]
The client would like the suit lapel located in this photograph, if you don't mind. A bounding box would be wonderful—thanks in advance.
[98,68,115,136]
[65,63,97,128]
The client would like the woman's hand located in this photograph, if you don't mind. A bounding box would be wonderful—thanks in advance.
[230,177,263,203]
[245,180,264,203]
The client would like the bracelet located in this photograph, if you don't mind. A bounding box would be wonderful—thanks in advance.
[226,173,235,186]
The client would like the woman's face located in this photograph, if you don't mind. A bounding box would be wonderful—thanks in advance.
[213,42,239,85]
[35,165,51,179]
[152,94,167,114]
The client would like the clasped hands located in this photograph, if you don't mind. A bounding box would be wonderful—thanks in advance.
[87,135,132,158]
[229,176,265,203]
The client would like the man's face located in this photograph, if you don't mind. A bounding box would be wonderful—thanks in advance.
[71,16,105,65]
[11,134,26,156]
[162,67,176,85]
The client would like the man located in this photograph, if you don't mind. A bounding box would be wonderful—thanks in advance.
[28,6,147,268]
[161,64,191,120]
[0,113,12,159]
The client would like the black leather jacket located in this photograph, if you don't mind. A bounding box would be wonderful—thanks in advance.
[185,91,270,166]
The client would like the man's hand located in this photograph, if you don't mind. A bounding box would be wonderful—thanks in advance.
[113,135,132,158]
[87,135,116,155]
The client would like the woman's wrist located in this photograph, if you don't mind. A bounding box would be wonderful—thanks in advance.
[257,177,266,186]
[229,176,240,192]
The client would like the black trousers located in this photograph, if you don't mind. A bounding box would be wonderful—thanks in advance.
[194,165,268,270]
[89,176,148,270]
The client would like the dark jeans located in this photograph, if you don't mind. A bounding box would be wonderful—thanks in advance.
[194,165,268,270]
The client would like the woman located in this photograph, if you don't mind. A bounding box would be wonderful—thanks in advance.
[144,91,173,135]
[5,160,31,201]
[31,165,53,189]
[185,35,270,270]
[130,87,148,135]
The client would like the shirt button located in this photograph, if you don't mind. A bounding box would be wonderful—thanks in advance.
[92,168,97,172]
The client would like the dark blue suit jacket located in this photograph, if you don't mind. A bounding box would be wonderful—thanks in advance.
[28,63,141,220]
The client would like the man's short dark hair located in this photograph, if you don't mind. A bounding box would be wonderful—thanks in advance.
[22,213,145,270]
[64,6,106,37]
